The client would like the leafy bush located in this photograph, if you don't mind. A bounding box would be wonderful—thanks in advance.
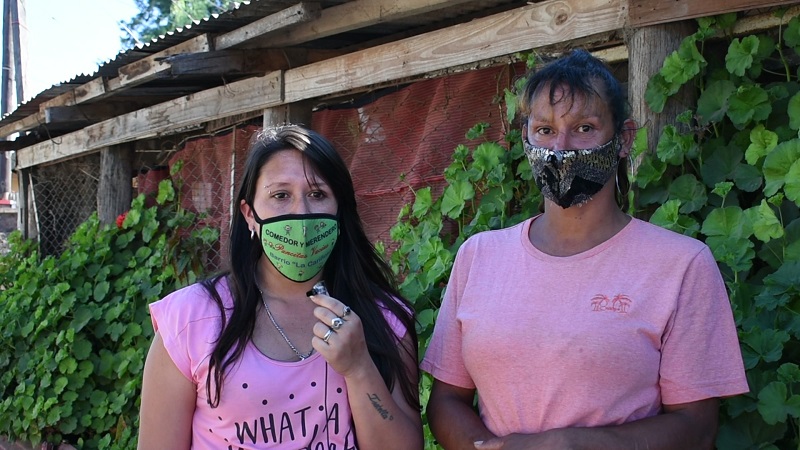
[390,12,800,450]
[0,169,218,449]
[642,12,800,449]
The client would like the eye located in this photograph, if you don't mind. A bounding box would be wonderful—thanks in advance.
[272,191,289,200]
[535,127,553,136]
[308,190,326,199]
[576,124,593,133]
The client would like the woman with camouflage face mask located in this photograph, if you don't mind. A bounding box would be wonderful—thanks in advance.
[421,49,748,449]
[139,125,422,450]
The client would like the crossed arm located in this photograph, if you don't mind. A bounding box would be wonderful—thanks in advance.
[427,379,719,450]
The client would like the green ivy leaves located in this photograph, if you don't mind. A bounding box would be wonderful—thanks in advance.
[0,173,218,448]
[644,12,800,448]
[727,36,760,77]
[646,36,707,113]
[763,139,800,197]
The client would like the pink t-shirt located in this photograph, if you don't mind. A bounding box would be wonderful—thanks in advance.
[149,278,406,449]
[421,217,748,437]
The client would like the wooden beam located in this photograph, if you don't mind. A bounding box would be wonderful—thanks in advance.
[284,0,626,102]
[38,77,109,111]
[118,34,211,88]
[15,71,283,169]
[163,48,346,76]
[0,0,590,141]
[6,0,800,148]
[31,35,210,115]
[630,0,800,27]
[0,111,45,138]
[214,2,321,50]
[163,50,251,76]
[733,4,800,34]
[44,102,152,125]
[249,0,480,48]
[13,0,626,169]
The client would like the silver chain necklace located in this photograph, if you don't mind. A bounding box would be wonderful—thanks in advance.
[257,285,313,361]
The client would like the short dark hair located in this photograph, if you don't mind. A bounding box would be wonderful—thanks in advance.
[519,49,627,134]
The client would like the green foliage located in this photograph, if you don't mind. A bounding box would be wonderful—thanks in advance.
[389,12,800,450]
[0,174,218,448]
[638,12,800,448]
[387,53,541,449]
[120,0,237,48]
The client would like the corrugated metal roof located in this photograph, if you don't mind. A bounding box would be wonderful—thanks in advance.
[3,1,354,120]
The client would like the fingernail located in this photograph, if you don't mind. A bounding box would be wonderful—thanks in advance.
[307,281,328,297]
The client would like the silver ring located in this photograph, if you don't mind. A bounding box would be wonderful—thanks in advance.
[342,306,352,317]
[331,317,344,330]
[322,328,334,343]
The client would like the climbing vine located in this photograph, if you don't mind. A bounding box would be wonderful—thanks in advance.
[0,9,799,450]
[0,163,218,448]
[389,11,800,450]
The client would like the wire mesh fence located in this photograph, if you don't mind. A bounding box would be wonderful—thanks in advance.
[31,153,100,257]
[164,125,258,274]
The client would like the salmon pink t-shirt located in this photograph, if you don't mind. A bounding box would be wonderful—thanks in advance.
[421,217,748,437]
[150,278,406,449]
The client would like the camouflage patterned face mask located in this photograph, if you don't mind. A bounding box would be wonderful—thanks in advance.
[524,136,621,209]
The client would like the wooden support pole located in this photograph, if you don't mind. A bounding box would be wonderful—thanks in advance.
[262,101,314,129]
[18,167,30,238]
[627,21,697,157]
[97,143,133,225]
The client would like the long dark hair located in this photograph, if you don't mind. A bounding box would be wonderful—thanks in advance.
[519,49,631,210]
[201,125,419,410]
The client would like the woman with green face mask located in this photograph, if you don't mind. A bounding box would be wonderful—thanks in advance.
[138,125,422,450]
[421,49,748,449]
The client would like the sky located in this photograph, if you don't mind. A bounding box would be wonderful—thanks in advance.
[20,0,139,101]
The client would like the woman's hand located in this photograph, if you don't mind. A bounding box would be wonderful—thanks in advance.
[309,292,371,377]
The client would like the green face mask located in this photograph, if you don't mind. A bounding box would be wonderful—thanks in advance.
[253,212,339,283]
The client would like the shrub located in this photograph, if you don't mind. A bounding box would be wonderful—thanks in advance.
[0,171,218,449]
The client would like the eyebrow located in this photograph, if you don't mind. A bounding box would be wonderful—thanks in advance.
[263,179,331,190]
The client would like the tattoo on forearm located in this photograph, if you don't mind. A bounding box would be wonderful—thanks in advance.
[367,393,394,420]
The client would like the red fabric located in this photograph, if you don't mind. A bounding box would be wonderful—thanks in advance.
[143,63,526,272]
[314,64,525,245]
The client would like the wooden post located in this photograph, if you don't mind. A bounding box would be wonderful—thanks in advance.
[18,167,33,239]
[627,21,697,156]
[97,144,133,225]
[263,101,314,129]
